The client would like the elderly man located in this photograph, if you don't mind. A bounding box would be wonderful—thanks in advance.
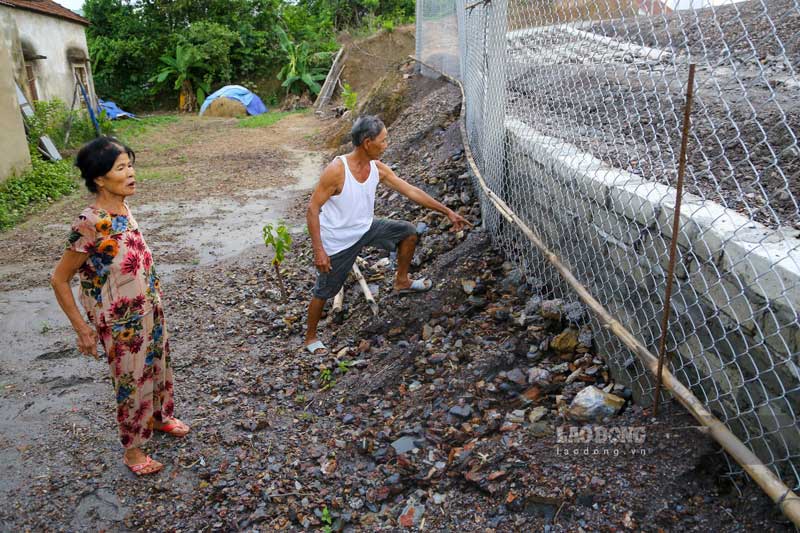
[304,115,471,355]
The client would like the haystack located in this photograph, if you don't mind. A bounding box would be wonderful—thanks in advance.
[203,97,248,118]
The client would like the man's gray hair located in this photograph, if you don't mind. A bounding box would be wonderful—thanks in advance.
[351,115,385,147]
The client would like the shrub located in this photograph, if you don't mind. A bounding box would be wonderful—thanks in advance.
[27,99,113,152]
[0,154,78,230]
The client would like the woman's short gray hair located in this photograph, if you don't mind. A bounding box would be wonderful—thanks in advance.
[351,115,385,147]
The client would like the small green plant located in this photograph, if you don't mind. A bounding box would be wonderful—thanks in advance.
[319,367,334,389]
[0,154,78,231]
[321,506,333,533]
[341,82,358,112]
[381,19,395,32]
[294,393,306,404]
[39,321,52,334]
[337,360,352,374]
[262,222,292,301]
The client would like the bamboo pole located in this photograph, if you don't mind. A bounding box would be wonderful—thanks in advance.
[332,287,345,315]
[351,262,380,316]
[408,55,800,526]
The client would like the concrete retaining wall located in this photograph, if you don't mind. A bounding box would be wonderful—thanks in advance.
[504,117,800,476]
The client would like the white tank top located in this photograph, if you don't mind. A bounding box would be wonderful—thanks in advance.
[319,155,379,255]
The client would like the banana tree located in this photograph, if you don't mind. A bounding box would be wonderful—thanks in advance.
[150,44,211,112]
[276,27,331,97]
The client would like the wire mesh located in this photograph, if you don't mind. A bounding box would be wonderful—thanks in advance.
[418,0,800,492]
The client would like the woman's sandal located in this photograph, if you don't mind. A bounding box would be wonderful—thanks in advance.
[124,455,163,476]
[156,418,190,437]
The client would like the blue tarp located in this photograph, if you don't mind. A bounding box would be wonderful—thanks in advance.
[98,98,135,120]
[199,85,268,116]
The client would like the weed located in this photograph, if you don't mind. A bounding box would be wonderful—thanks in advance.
[337,360,352,374]
[319,367,334,389]
[39,321,52,334]
[238,109,307,129]
[114,115,179,144]
[342,83,358,112]
[321,506,333,533]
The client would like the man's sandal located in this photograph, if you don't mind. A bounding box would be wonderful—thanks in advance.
[156,418,190,437]
[395,278,433,295]
[124,455,163,476]
[305,340,329,356]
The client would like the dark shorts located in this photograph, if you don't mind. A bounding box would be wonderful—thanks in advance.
[313,218,417,300]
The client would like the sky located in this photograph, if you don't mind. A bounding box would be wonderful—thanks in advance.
[57,0,84,12]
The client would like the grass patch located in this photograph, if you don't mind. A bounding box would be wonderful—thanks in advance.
[115,115,179,144]
[136,168,184,183]
[0,155,79,231]
[238,109,308,129]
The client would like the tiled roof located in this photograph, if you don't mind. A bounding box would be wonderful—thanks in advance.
[0,0,89,26]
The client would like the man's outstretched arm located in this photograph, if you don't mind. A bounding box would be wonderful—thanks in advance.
[307,161,343,273]
[377,161,472,231]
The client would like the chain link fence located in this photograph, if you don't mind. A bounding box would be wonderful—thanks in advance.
[418,0,800,494]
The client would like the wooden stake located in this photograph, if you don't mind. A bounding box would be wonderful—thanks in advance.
[654,64,696,416]
[408,55,800,527]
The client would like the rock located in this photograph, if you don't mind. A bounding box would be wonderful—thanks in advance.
[501,269,524,292]
[342,414,356,425]
[565,369,583,384]
[428,353,447,364]
[567,386,625,421]
[507,409,527,423]
[461,279,476,295]
[399,502,425,528]
[564,301,587,324]
[422,324,434,340]
[551,328,580,353]
[506,368,527,386]
[528,406,548,423]
[391,436,419,454]
[449,404,472,418]
[525,296,543,315]
[357,339,371,353]
[529,421,551,437]
[527,367,551,385]
[540,299,564,321]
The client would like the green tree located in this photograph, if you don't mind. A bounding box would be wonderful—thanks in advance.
[276,27,331,96]
[150,44,211,112]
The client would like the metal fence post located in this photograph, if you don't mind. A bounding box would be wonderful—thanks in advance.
[483,0,507,228]
[415,0,423,74]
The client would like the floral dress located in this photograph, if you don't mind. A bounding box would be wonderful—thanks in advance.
[67,205,174,448]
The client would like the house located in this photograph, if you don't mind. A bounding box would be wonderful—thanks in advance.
[0,0,97,181]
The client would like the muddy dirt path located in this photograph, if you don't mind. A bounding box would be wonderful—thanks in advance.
[0,112,324,529]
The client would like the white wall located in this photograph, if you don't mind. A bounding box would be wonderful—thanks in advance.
[0,9,31,181]
[10,8,95,108]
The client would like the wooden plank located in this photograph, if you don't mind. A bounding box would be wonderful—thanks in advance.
[315,47,346,111]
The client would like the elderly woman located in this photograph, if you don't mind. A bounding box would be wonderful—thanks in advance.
[51,136,189,476]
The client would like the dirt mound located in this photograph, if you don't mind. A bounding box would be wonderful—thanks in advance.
[202,97,248,118]
[338,26,415,98]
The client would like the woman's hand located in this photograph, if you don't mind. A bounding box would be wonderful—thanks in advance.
[76,323,99,358]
